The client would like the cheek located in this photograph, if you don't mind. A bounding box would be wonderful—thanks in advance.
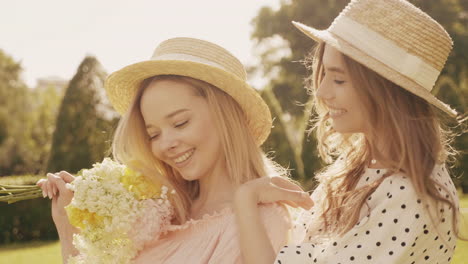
[194,117,222,153]
[150,141,162,160]
[348,88,369,131]
[343,85,361,111]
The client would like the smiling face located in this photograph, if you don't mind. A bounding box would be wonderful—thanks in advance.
[316,44,367,134]
[140,79,224,181]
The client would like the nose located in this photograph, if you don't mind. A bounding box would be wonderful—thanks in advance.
[316,76,334,101]
[158,132,180,154]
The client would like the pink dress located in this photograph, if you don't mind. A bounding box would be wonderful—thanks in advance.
[133,203,291,264]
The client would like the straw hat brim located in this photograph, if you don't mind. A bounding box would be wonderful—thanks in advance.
[105,59,272,145]
[292,21,457,117]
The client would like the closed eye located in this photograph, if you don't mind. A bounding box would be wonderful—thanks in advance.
[175,120,189,128]
[149,133,160,141]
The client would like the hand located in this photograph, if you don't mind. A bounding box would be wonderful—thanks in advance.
[36,171,75,225]
[235,176,314,210]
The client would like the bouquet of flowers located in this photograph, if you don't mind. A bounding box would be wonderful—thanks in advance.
[0,158,174,264]
[65,158,174,264]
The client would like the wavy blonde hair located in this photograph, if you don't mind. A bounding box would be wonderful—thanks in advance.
[306,42,459,237]
[112,75,282,224]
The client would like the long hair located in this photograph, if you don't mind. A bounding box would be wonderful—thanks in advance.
[307,42,459,236]
[112,75,283,224]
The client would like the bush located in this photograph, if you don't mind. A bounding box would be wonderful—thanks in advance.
[0,175,57,245]
[0,198,57,245]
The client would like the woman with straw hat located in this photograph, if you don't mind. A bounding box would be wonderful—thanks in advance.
[233,0,464,263]
[37,37,297,263]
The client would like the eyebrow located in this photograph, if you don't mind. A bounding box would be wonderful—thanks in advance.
[325,66,346,74]
[145,109,189,129]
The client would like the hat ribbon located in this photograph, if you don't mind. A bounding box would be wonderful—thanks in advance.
[330,16,439,91]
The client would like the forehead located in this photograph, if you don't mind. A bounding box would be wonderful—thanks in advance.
[322,44,346,67]
[142,79,197,101]
[140,79,200,120]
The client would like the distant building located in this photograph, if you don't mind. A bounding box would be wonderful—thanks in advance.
[34,76,68,94]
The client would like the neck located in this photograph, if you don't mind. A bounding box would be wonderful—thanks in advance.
[190,162,235,219]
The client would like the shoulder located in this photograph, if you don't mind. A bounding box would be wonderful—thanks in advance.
[363,164,458,233]
[430,163,458,201]
[369,163,458,206]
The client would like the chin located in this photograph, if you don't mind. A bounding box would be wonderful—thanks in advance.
[332,123,359,134]
[179,172,201,181]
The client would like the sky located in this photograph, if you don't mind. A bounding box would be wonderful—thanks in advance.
[0,0,281,88]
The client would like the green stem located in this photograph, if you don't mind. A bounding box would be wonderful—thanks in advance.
[0,188,40,194]
[0,184,40,189]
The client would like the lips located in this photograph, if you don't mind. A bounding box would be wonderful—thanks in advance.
[327,106,347,118]
[173,148,195,164]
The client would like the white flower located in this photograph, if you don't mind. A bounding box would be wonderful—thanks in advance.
[66,158,174,264]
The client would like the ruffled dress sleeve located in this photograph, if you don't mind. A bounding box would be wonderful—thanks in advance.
[133,203,292,264]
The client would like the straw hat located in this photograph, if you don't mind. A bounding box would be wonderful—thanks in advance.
[105,37,272,145]
[293,0,458,117]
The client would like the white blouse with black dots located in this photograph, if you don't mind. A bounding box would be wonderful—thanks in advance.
[276,164,459,264]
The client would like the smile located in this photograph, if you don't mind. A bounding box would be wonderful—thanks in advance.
[329,108,347,118]
[174,149,195,164]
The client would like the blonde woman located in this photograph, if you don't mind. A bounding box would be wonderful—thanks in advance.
[37,37,293,263]
[234,0,463,263]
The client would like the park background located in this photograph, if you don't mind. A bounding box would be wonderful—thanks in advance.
[0,0,467,263]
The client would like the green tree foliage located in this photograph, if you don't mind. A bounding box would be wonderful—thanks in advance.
[47,57,118,174]
[254,0,347,185]
[28,85,63,174]
[0,50,36,175]
[0,50,65,176]
[252,0,467,188]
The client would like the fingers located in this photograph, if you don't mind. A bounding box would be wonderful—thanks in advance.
[270,177,304,192]
[58,171,75,183]
[47,173,68,194]
[281,200,301,208]
[268,181,314,210]
[36,179,45,186]
[36,178,48,198]
[46,173,58,199]
[52,183,58,196]
[37,171,74,200]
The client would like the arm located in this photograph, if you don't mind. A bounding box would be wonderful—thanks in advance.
[234,187,276,264]
[56,215,80,263]
[37,171,79,263]
[233,177,313,264]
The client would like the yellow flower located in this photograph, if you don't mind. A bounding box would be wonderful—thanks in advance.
[66,206,104,229]
[120,165,162,200]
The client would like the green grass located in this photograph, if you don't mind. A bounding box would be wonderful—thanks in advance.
[0,241,61,264]
[1,195,468,263]
[2,240,468,264]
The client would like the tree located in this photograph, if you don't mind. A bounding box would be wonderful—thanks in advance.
[252,0,467,187]
[0,50,35,176]
[28,84,63,174]
[253,0,348,185]
[47,56,119,174]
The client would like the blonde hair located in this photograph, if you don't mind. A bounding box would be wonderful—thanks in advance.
[307,42,459,237]
[112,75,282,223]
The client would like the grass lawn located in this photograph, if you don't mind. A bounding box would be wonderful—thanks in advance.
[0,241,61,263]
[1,240,467,263]
[1,196,468,263]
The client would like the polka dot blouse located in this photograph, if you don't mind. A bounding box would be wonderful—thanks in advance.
[276,164,459,263]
